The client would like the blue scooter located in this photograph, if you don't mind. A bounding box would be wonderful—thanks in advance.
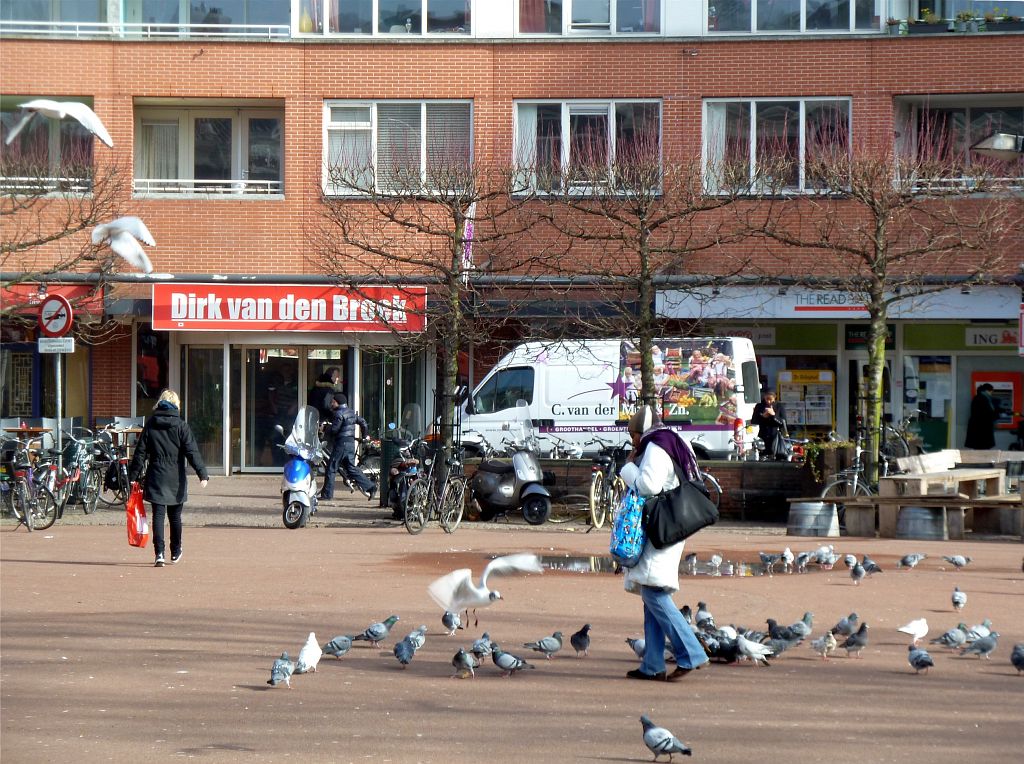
[276,405,323,529]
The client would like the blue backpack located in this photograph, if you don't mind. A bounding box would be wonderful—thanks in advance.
[609,490,646,568]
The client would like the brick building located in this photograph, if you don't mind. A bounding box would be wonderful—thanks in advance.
[1,1,1022,473]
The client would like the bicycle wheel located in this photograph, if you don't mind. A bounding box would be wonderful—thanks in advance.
[440,477,466,534]
[820,478,872,531]
[82,467,101,514]
[404,478,431,535]
[28,485,58,530]
[590,480,611,529]
[588,470,604,523]
[11,482,31,531]
[700,471,722,510]
[97,463,128,506]
[880,426,910,461]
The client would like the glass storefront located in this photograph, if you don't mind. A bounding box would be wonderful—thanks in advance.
[184,347,225,468]
[245,348,300,467]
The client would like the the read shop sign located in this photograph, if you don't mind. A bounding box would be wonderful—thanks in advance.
[151,284,427,332]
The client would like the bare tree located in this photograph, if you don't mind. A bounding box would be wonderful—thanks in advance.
[1,130,129,340]
[313,126,548,449]
[532,121,752,407]
[741,120,1022,479]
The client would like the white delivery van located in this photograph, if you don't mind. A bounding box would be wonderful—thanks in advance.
[461,338,761,460]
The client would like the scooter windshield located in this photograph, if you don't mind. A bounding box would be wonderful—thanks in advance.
[285,405,322,461]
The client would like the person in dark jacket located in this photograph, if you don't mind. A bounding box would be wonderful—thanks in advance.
[128,389,209,567]
[964,383,1002,450]
[319,392,375,501]
[308,367,341,423]
[751,389,790,460]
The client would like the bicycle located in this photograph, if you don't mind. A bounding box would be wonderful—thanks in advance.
[35,429,96,515]
[878,409,924,472]
[586,436,632,530]
[404,442,466,535]
[697,466,723,510]
[2,438,58,531]
[91,426,131,507]
[819,434,875,532]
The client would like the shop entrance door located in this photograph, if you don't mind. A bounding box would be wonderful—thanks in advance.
[243,348,300,469]
[185,347,225,469]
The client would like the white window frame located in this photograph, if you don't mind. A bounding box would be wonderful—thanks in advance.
[515,0,664,36]
[294,0,473,36]
[323,99,474,195]
[133,106,284,197]
[705,0,881,34]
[702,96,852,194]
[513,98,662,194]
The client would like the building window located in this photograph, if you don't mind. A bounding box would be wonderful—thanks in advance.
[708,0,876,32]
[297,0,470,35]
[0,0,106,25]
[519,0,660,34]
[134,106,283,196]
[0,95,96,192]
[704,97,850,193]
[514,99,661,192]
[324,100,472,194]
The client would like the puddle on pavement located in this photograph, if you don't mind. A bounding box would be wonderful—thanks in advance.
[540,555,820,577]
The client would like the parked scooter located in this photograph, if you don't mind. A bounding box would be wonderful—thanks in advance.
[466,401,551,525]
[275,405,323,529]
[385,425,425,520]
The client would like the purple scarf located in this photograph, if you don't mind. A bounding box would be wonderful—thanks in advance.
[635,427,699,481]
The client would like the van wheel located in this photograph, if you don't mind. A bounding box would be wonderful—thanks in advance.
[521,496,551,525]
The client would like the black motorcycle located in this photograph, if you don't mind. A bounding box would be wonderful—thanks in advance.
[387,436,425,520]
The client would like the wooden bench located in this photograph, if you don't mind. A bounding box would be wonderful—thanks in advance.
[957,494,1023,537]
[835,493,1023,540]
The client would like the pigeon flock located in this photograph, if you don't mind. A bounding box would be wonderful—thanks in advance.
[262,545,1022,759]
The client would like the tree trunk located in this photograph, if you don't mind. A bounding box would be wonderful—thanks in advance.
[864,297,887,484]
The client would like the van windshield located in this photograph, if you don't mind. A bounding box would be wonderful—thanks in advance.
[473,367,534,414]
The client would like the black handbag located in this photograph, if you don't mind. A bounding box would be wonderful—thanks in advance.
[644,463,719,549]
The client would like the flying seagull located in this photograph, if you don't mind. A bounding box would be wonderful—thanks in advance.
[427,553,543,625]
[5,99,113,147]
[92,216,156,274]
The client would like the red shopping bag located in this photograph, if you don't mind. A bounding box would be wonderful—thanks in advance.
[126,482,150,548]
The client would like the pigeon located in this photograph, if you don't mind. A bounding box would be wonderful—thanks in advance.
[810,630,837,661]
[1011,643,1024,674]
[966,619,993,642]
[759,551,783,573]
[4,99,114,147]
[897,618,929,646]
[842,623,869,658]
[684,551,698,569]
[794,551,811,573]
[951,586,967,612]
[294,632,323,674]
[441,611,463,636]
[626,636,646,659]
[736,633,773,666]
[470,632,493,660]
[406,625,427,652]
[818,551,839,570]
[322,635,353,659]
[942,555,972,570]
[789,612,814,640]
[709,553,723,570]
[861,554,883,575]
[427,553,543,626]
[843,554,858,569]
[451,648,478,678]
[640,715,692,760]
[570,624,592,657]
[961,632,999,659]
[91,216,156,274]
[930,623,969,650]
[897,553,927,569]
[695,602,714,628]
[680,605,693,624]
[850,562,866,585]
[490,643,535,677]
[832,613,858,637]
[781,546,794,572]
[393,637,416,668]
[353,615,400,647]
[523,631,563,659]
[908,646,935,674]
[267,652,295,688]
[767,618,799,642]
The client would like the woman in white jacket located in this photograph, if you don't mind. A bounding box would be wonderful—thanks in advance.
[620,405,710,681]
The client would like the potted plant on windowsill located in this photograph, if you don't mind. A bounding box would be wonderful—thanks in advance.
[885,17,904,35]
[908,8,950,33]
[955,10,977,31]
[992,13,1024,30]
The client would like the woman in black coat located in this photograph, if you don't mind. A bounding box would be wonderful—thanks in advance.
[128,389,209,567]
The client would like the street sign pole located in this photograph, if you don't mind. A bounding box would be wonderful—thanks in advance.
[38,294,74,481]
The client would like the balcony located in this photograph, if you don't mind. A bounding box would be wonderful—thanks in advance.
[0,20,289,39]
[133,178,283,197]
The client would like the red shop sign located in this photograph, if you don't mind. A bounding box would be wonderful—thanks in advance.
[151,284,427,333]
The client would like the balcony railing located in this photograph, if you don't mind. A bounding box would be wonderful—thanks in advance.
[0,176,93,193]
[133,178,283,196]
[0,20,289,40]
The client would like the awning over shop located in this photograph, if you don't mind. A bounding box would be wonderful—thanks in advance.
[1,283,104,316]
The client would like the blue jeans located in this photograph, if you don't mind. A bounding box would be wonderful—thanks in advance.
[150,503,182,559]
[322,443,373,498]
[639,585,709,674]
